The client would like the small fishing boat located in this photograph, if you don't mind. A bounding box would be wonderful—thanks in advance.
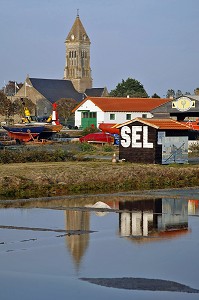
[2,124,45,142]
[21,102,63,140]
[79,132,114,144]
[180,119,199,140]
[38,123,63,140]
[99,123,120,135]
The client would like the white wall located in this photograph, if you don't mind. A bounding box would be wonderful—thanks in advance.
[74,99,104,128]
[104,112,153,124]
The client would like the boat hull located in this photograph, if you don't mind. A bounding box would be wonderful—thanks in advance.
[2,125,45,142]
[99,123,120,134]
[38,124,63,140]
[79,132,114,144]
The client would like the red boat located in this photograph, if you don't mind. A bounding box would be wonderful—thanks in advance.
[79,132,114,144]
[2,124,45,142]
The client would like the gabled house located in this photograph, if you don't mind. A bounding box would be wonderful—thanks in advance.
[72,96,172,129]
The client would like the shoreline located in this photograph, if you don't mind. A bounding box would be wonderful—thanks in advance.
[0,186,199,208]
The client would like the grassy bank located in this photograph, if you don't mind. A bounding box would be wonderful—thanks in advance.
[1,160,199,199]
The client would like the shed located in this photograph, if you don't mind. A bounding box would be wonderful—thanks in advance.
[117,118,190,164]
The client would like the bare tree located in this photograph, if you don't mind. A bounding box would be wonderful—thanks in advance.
[0,91,13,118]
[13,97,36,118]
[56,98,77,125]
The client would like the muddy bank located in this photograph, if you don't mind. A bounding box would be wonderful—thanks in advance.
[1,187,199,209]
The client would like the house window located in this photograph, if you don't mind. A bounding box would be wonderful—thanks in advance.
[82,112,89,118]
[110,113,115,120]
[126,114,131,120]
[142,114,147,118]
[89,112,96,118]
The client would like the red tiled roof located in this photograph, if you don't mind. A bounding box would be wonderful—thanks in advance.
[117,118,190,130]
[72,97,171,112]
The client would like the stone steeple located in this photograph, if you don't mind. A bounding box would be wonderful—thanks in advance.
[63,13,92,93]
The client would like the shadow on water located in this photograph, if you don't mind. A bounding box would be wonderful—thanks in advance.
[80,277,199,293]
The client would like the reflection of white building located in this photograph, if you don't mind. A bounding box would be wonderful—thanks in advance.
[157,199,188,231]
[119,199,188,238]
[120,212,153,237]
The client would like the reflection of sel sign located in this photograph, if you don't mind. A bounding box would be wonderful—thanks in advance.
[121,126,153,148]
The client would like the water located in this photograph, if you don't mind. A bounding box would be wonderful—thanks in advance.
[0,192,199,300]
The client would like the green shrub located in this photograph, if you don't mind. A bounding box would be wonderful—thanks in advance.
[81,125,99,136]
[79,142,95,152]
[0,148,75,163]
[102,144,115,152]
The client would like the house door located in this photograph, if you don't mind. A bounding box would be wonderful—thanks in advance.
[81,111,97,129]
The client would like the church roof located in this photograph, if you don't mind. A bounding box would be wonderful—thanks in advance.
[66,15,90,43]
[85,88,106,97]
[73,97,172,112]
[29,78,83,103]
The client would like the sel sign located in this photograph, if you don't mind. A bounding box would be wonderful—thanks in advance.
[121,125,153,148]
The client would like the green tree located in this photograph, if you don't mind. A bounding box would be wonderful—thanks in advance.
[166,89,175,99]
[109,78,148,98]
[194,88,199,95]
[57,98,77,126]
[151,93,160,98]
[175,90,183,98]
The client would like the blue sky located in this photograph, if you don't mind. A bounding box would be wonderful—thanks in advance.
[1,0,199,97]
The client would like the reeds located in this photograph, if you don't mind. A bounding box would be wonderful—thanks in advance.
[0,160,199,199]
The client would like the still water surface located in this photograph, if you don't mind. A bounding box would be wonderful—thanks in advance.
[0,192,199,300]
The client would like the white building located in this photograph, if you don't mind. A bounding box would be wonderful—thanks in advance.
[72,96,171,129]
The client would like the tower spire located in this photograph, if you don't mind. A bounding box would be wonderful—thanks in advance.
[64,14,92,93]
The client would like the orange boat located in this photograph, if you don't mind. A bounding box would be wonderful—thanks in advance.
[183,119,199,131]
[99,123,120,134]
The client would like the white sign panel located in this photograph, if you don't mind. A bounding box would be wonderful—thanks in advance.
[121,125,153,149]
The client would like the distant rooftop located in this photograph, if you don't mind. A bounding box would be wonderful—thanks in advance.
[29,78,83,103]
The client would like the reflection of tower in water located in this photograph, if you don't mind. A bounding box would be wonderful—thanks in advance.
[65,210,90,268]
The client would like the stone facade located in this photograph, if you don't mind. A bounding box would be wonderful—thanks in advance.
[12,78,52,118]
[63,14,92,93]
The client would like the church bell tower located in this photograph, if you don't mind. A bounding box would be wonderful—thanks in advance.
[64,12,93,93]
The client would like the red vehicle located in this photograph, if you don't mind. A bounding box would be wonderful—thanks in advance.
[79,132,114,144]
